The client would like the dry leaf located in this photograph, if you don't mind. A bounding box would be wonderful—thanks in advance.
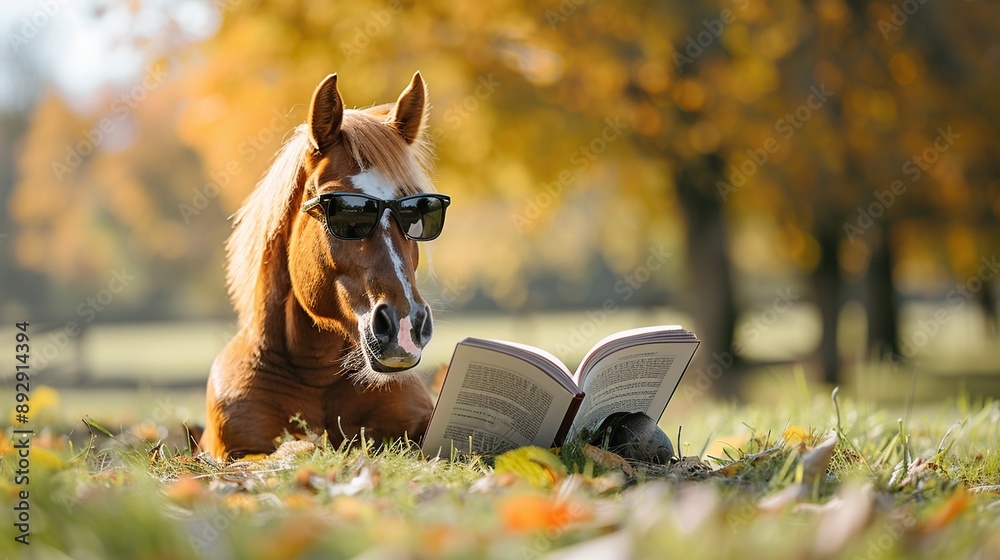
[328,464,379,496]
[541,530,631,560]
[758,484,803,513]
[810,483,877,556]
[582,444,635,477]
[916,488,971,535]
[800,432,838,483]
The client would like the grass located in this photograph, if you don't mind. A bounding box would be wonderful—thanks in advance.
[2,380,1000,560]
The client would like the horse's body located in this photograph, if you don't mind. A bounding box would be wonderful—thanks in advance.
[201,73,438,460]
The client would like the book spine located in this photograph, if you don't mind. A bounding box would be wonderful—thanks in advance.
[553,392,585,446]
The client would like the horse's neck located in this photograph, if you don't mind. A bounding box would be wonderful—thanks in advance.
[247,231,350,383]
[283,292,352,374]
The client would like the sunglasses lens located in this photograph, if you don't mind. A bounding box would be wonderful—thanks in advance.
[328,195,380,239]
[396,196,447,240]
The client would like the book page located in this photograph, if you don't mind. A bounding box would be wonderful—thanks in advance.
[569,341,698,437]
[421,341,577,457]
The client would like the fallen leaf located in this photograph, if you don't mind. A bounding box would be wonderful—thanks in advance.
[283,492,314,509]
[674,483,720,534]
[166,476,205,508]
[581,444,635,477]
[259,516,324,559]
[810,483,877,556]
[916,488,970,535]
[498,493,589,533]
[800,432,838,483]
[331,496,376,522]
[757,484,803,513]
[495,446,568,488]
[294,467,324,493]
[782,425,811,447]
[541,529,631,560]
[328,463,379,496]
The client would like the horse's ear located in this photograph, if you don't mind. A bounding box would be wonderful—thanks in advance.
[387,71,428,144]
[309,73,344,152]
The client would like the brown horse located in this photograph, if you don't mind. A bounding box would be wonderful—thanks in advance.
[201,72,446,460]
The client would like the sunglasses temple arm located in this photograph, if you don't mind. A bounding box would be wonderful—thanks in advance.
[301,197,322,214]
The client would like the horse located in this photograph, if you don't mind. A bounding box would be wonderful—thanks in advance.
[201,72,447,460]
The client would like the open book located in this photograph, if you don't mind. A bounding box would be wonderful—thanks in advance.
[420,325,700,457]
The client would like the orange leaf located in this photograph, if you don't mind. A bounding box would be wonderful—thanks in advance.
[166,476,205,508]
[499,494,589,533]
[918,488,970,534]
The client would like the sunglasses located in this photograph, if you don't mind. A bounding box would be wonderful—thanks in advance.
[301,192,451,241]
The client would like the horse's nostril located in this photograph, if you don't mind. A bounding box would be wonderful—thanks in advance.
[371,303,397,347]
[414,306,433,346]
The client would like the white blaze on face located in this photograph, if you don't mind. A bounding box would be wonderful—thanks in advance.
[350,168,423,358]
[350,168,398,200]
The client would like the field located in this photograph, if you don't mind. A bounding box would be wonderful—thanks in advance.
[2,374,999,560]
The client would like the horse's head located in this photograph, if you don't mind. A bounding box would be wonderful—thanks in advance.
[288,72,442,383]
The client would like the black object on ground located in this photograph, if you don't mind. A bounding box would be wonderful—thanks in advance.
[589,411,675,465]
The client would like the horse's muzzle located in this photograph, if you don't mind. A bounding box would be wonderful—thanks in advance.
[366,302,432,372]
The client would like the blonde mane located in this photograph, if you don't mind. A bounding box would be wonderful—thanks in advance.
[225,109,434,327]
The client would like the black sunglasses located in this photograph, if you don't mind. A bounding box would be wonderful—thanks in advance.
[301,192,451,241]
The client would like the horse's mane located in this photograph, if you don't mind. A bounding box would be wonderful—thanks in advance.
[226,108,434,327]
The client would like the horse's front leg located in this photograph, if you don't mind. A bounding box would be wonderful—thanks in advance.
[331,380,434,446]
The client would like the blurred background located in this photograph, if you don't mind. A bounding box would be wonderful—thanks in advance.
[1,0,998,425]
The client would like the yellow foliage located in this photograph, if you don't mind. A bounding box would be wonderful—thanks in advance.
[494,446,567,488]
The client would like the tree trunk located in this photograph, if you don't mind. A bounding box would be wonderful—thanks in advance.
[675,154,741,396]
[813,223,841,385]
[866,224,901,358]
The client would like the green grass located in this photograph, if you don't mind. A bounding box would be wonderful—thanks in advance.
[3,382,1000,560]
